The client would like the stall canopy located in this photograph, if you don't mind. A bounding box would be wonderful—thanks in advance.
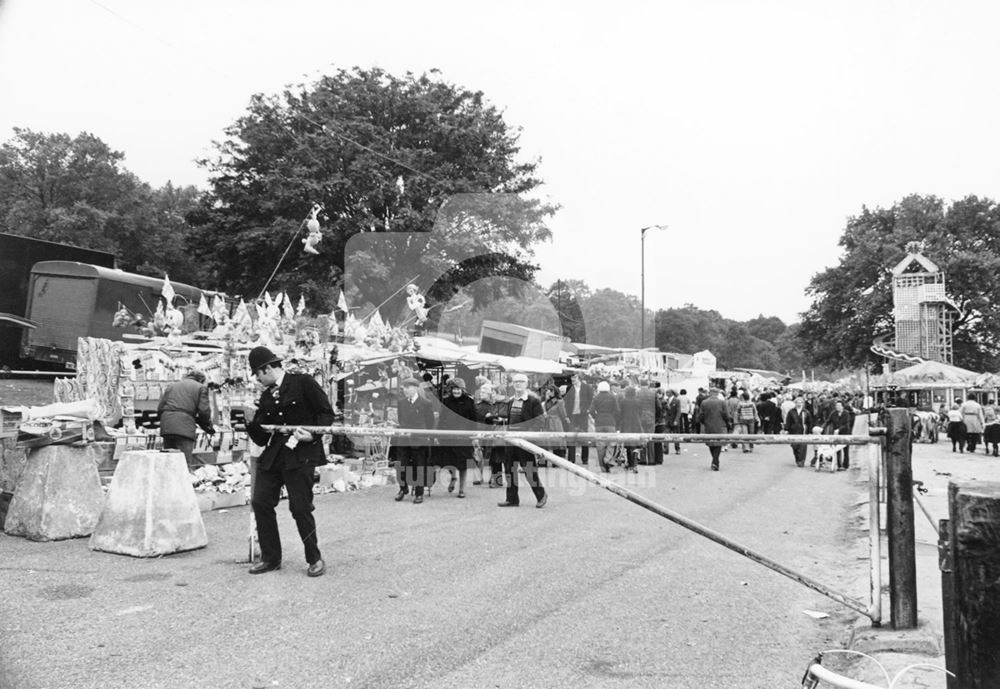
[889,360,980,388]
[413,336,564,374]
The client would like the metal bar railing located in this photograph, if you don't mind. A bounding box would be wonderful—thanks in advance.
[258,424,885,623]
[503,437,878,622]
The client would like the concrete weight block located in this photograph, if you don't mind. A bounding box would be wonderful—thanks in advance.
[3,444,106,541]
[89,450,207,557]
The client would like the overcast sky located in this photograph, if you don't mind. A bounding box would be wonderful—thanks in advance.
[2,0,999,325]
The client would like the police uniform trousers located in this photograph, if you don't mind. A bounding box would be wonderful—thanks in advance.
[251,455,321,565]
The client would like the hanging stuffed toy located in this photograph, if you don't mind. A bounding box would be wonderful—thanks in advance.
[302,204,323,255]
[405,283,429,325]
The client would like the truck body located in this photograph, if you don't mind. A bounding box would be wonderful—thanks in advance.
[0,233,115,368]
[23,261,206,368]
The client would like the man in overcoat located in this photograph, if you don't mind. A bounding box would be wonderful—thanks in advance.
[698,388,732,471]
[246,346,335,577]
[394,377,436,504]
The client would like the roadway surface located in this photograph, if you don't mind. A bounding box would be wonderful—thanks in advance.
[0,441,873,689]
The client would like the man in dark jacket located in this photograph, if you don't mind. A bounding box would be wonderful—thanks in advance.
[698,389,732,471]
[395,377,436,504]
[563,374,593,465]
[783,395,811,467]
[498,372,547,508]
[157,370,214,463]
[246,346,335,577]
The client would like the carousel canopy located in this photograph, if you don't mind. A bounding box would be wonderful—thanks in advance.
[889,360,980,388]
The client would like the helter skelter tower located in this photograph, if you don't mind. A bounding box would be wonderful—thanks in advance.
[874,242,959,369]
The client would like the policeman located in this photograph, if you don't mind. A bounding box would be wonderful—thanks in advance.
[246,346,334,577]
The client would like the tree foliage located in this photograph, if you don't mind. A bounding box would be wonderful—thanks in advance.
[0,128,203,283]
[187,67,556,308]
[798,194,1000,372]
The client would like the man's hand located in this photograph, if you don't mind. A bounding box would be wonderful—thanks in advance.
[293,427,313,442]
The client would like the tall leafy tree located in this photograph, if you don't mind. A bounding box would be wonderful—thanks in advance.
[0,128,204,283]
[798,194,1000,372]
[187,67,556,309]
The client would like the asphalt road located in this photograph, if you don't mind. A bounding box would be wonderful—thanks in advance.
[1,442,873,689]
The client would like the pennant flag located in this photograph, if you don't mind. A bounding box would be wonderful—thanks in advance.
[370,309,385,331]
[197,294,212,317]
[161,275,176,305]
[282,292,293,316]
[233,299,251,326]
[337,291,348,312]
[297,295,306,316]
[212,295,226,320]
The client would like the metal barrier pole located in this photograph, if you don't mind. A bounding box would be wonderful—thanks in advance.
[504,436,875,620]
[869,442,883,626]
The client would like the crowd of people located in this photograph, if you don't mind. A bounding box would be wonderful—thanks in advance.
[944,395,1000,456]
[386,373,868,489]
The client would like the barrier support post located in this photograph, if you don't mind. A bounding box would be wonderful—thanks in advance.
[884,408,917,629]
[948,481,1000,689]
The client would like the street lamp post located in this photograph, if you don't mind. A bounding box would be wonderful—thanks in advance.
[640,224,667,350]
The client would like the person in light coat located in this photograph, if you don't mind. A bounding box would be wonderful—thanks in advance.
[960,396,985,453]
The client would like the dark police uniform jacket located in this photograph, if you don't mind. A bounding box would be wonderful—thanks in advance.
[247,372,335,471]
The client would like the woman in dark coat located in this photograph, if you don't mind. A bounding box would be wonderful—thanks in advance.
[438,377,478,497]
[618,386,646,472]
[541,384,571,462]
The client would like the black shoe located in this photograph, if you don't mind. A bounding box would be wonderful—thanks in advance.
[413,495,424,504]
[307,559,326,577]
[497,501,519,507]
[448,477,456,493]
[536,494,547,509]
[394,489,407,502]
[711,463,719,471]
[249,561,281,575]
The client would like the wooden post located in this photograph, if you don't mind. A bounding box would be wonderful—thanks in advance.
[948,481,1000,689]
[885,407,918,629]
[939,519,959,689]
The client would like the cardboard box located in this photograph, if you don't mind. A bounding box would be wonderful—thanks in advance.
[195,490,248,512]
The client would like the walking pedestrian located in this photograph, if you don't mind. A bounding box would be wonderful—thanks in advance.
[246,346,334,577]
[439,377,477,498]
[699,388,732,471]
[589,380,621,472]
[157,369,215,464]
[960,396,985,453]
[984,404,1000,457]
[474,383,502,487]
[823,400,854,470]
[783,395,811,467]
[946,403,966,453]
[653,387,667,463]
[563,374,593,465]
[541,384,570,461]
[734,391,760,453]
[394,377,436,503]
[619,385,646,472]
[497,373,547,508]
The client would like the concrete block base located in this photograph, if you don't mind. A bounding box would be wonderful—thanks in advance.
[3,444,105,541]
[90,450,207,557]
